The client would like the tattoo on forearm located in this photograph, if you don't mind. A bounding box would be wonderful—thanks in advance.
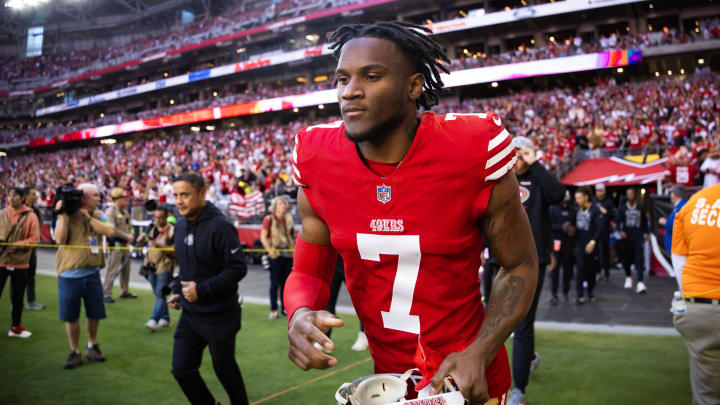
[477,274,525,342]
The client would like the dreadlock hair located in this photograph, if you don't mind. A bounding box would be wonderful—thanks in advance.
[328,21,450,110]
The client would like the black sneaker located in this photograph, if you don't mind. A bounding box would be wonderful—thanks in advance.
[104,296,114,303]
[550,296,559,306]
[119,292,137,299]
[85,343,106,362]
[64,350,83,369]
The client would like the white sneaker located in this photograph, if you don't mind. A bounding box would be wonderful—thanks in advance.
[8,326,32,338]
[529,352,541,377]
[157,319,170,328]
[508,387,526,405]
[145,319,158,330]
[636,281,647,294]
[624,277,633,289]
[268,310,278,320]
[351,331,369,351]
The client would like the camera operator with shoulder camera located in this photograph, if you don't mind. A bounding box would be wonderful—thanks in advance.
[1,187,40,338]
[136,205,176,330]
[103,187,136,302]
[167,172,249,405]
[54,183,118,369]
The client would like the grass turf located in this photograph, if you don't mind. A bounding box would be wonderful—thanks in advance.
[0,274,691,404]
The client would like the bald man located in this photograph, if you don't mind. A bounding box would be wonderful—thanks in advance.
[54,184,116,370]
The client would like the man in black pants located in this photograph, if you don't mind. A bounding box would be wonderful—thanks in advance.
[548,192,576,304]
[574,187,604,304]
[593,184,615,282]
[167,172,249,405]
[508,137,565,405]
[23,187,45,311]
[615,187,649,294]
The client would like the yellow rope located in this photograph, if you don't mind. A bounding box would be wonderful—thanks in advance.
[0,242,292,253]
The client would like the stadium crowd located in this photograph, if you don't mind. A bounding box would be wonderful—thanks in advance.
[2,72,719,222]
[0,0,364,91]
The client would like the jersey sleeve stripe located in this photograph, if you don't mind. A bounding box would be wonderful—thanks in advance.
[292,147,298,164]
[293,164,302,180]
[485,155,518,181]
[488,129,510,151]
[485,140,515,169]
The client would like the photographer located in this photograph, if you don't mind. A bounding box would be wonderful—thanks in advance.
[0,187,40,338]
[260,195,295,319]
[136,205,176,330]
[167,172,249,405]
[103,187,136,302]
[54,184,116,369]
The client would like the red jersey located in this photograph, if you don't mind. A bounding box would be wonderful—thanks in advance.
[668,164,698,187]
[604,133,619,150]
[292,112,514,397]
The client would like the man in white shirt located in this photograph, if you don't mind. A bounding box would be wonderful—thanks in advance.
[699,147,720,188]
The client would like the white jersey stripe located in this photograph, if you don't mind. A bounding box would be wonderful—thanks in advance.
[485,141,515,169]
[293,165,302,180]
[486,155,518,181]
[488,129,510,151]
[292,147,298,164]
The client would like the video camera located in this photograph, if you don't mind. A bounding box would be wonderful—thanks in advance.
[54,183,84,216]
[144,199,158,212]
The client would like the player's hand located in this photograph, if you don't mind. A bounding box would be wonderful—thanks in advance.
[287,308,344,371]
[429,344,489,404]
[180,281,198,302]
[167,294,181,310]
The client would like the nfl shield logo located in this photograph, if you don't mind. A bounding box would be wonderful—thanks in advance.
[377,184,391,204]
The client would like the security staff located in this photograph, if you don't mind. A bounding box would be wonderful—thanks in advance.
[672,183,720,405]
[103,187,135,302]
[574,187,604,304]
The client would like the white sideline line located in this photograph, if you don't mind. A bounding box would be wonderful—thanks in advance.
[38,270,678,336]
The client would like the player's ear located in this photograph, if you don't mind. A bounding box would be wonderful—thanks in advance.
[408,72,424,102]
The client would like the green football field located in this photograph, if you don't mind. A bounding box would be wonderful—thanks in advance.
[0,275,691,404]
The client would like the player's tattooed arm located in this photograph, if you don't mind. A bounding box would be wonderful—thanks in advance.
[430,173,538,403]
[478,172,538,353]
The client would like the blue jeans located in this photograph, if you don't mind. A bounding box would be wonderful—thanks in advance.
[148,272,170,322]
[58,270,106,323]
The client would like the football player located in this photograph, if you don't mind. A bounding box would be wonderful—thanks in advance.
[284,21,539,405]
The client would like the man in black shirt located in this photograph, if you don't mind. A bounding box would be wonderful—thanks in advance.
[508,137,565,405]
[593,184,615,281]
[615,188,649,294]
[168,172,249,405]
[574,187,604,304]
[548,192,576,304]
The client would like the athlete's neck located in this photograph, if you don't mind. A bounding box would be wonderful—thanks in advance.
[357,113,419,163]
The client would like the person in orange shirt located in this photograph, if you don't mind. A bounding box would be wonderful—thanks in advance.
[671,183,720,405]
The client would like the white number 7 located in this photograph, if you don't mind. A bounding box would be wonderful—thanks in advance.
[357,234,421,334]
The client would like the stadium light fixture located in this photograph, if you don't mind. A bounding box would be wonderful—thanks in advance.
[100,139,116,145]
[236,48,245,53]
[491,82,499,88]
[100,113,104,118]
[667,70,672,76]
[680,68,685,74]
[293,108,299,113]
[296,77,307,83]
[617,67,624,73]
[314,75,328,82]
[0,151,7,157]
[698,58,705,64]
[212,91,218,97]
[655,72,660,77]
[190,126,200,132]
[549,36,555,43]
[5,0,50,9]
[164,72,169,77]
[648,3,653,8]
[318,104,324,110]
[626,26,630,32]
[206,125,215,131]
